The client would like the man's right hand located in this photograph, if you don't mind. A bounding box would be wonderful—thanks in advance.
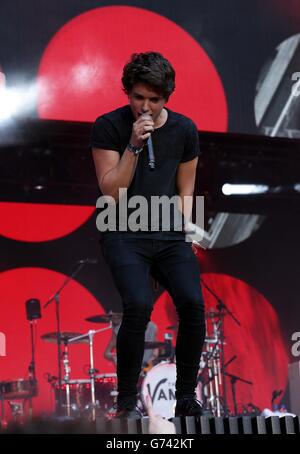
[130,115,154,148]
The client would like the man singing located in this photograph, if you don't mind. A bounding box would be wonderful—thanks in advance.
[90,52,206,418]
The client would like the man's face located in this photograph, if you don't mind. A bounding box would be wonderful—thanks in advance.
[128,83,166,124]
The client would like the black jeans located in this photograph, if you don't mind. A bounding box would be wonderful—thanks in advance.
[101,236,206,404]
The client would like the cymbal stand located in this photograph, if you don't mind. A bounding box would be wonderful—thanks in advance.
[203,316,228,416]
[62,342,71,417]
[200,278,241,416]
[206,344,215,412]
[43,260,90,415]
[205,339,222,416]
[212,319,223,417]
[211,345,222,415]
[69,325,112,421]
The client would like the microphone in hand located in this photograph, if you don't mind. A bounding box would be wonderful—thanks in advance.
[141,114,155,171]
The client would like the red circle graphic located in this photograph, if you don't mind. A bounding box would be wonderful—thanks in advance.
[0,202,94,242]
[37,6,228,131]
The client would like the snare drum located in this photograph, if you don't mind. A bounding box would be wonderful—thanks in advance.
[140,361,202,419]
[0,379,37,400]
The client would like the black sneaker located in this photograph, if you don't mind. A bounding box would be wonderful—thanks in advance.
[115,407,143,419]
[114,397,143,419]
[175,397,204,417]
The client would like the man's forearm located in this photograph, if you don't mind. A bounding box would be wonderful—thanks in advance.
[178,192,194,230]
[101,147,139,201]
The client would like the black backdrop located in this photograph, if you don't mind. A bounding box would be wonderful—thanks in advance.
[1,0,300,133]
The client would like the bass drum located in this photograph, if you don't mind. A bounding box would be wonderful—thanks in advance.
[140,361,202,419]
[53,374,117,414]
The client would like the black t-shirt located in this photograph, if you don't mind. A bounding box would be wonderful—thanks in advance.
[90,105,200,240]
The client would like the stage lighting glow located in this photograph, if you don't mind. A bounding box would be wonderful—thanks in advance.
[222,184,269,196]
[0,90,18,120]
[0,77,39,121]
[0,71,19,120]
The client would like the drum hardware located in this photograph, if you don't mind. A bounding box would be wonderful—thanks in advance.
[0,379,37,400]
[42,326,113,420]
[205,335,223,416]
[85,312,123,324]
[41,331,89,344]
[200,278,242,417]
[62,343,71,417]
[200,315,230,416]
[67,325,112,421]
[25,298,41,418]
[41,331,88,418]
[200,313,252,417]
[43,258,97,415]
[0,299,41,425]
[0,379,38,426]
[7,400,25,423]
[52,375,118,418]
[144,341,168,350]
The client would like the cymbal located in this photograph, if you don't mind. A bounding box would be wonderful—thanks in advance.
[144,341,168,350]
[85,313,123,323]
[41,332,89,344]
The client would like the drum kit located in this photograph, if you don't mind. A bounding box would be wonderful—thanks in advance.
[0,293,245,422]
[41,306,232,420]
[44,321,114,421]
[0,252,250,424]
[44,314,179,421]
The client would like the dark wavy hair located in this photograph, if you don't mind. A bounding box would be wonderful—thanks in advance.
[122,52,175,101]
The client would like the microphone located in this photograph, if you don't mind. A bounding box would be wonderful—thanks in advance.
[147,135,155,171]
[78,258,99,264]
[141,114,155,171]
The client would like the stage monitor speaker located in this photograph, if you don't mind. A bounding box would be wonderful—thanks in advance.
[288,361,300,414]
